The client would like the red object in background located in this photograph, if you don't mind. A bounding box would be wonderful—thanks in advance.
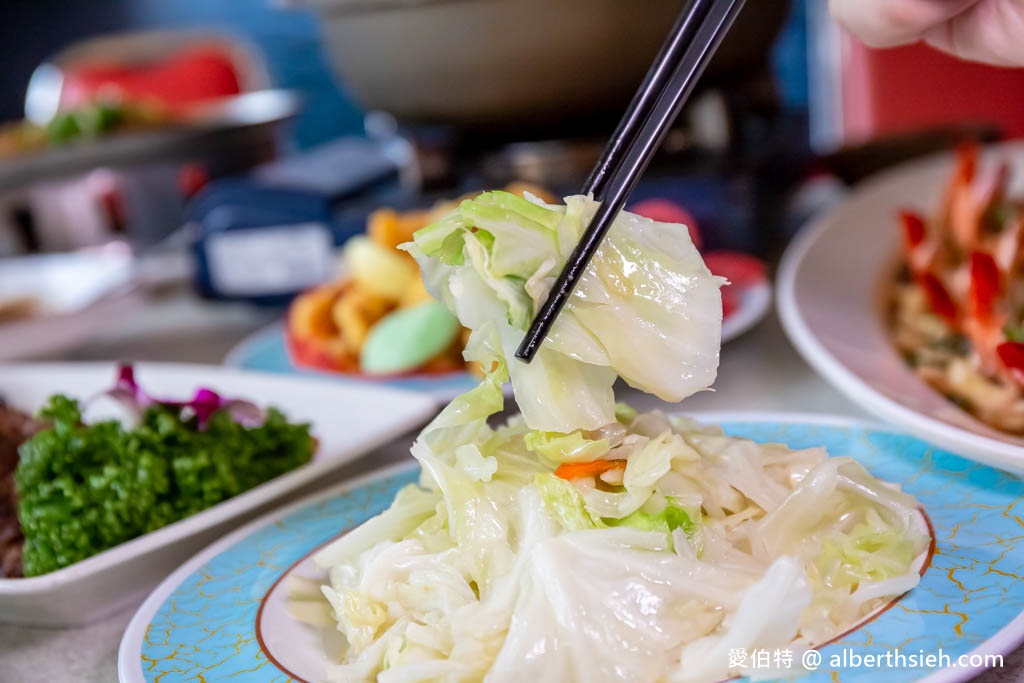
[178,163,210,198]
[841,40,1024,143]
[703,251,765,288]
[899,210,927,251]
[702,251,766,319]
[629,199,702,250]
[917,272,959,327]
[626,199,768,319]
[968,251,1003,322]
[285,328,356,375]
[996,341,1024,385]
[60,46,241,113]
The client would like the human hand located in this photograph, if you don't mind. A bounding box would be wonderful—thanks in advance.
[829,0,1024,66]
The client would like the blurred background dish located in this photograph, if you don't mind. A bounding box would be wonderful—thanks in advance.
[0,1,806,265]
[226,325,485,400]
[884,144,1024,436]
[0,247,143,361]
[3,0,995,364]
[284,183,553,379]
[224,192,772,398]
[223,267,771,399]
[294,0,791,133]
[23,30,271,123]
[0,30,298,254]
[778,142,1024,474]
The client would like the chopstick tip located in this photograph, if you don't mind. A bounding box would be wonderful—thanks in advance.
[515,326,544,363]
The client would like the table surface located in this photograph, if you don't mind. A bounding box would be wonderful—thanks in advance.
[2,289,1022,682]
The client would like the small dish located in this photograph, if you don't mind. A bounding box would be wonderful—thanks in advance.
[224,277,772,401]
[0,362,437,626]
[778,142,1024,474]
[225,323,485,401]
[119,414,1024,683]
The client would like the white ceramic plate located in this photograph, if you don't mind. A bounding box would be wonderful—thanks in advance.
[777,142,1024,474]
[118,413,1024,683]
[0,247,143,360]
[0,362,437,626]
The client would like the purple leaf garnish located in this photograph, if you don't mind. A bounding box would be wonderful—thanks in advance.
[90,364,266,429]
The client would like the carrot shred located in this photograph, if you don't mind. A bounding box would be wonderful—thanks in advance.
[554,459,626,480]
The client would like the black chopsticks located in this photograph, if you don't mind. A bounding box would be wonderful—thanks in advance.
[514,0,746,362]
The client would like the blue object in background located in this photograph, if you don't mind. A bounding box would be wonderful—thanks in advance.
[188,180,379,305]
[187,136,402,304]
[772,0,809,110]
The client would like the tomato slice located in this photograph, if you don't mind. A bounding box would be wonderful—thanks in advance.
[722,288,739,318]
[702,251,766,321]
[62,46,241,113]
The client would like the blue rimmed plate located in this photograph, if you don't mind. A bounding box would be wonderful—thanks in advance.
[222,280,771,403]
[223,323,483,401]
[118,414,1024,683]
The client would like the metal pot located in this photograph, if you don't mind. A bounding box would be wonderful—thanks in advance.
[302,0,790,131]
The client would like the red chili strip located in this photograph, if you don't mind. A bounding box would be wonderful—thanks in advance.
[917,272,959,327]
[968,251,1002,321]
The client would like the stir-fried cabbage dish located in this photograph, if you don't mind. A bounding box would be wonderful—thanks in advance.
[290,192,929,683]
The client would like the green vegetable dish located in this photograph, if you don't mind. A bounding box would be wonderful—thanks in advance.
[12,366,314,577]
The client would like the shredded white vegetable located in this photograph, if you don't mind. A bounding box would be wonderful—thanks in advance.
[291,194,929,683]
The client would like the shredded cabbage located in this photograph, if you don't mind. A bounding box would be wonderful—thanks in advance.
[300,194,929,683]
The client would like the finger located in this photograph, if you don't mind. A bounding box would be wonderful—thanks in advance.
[923,0,1024,66]
[830,0,980,47]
